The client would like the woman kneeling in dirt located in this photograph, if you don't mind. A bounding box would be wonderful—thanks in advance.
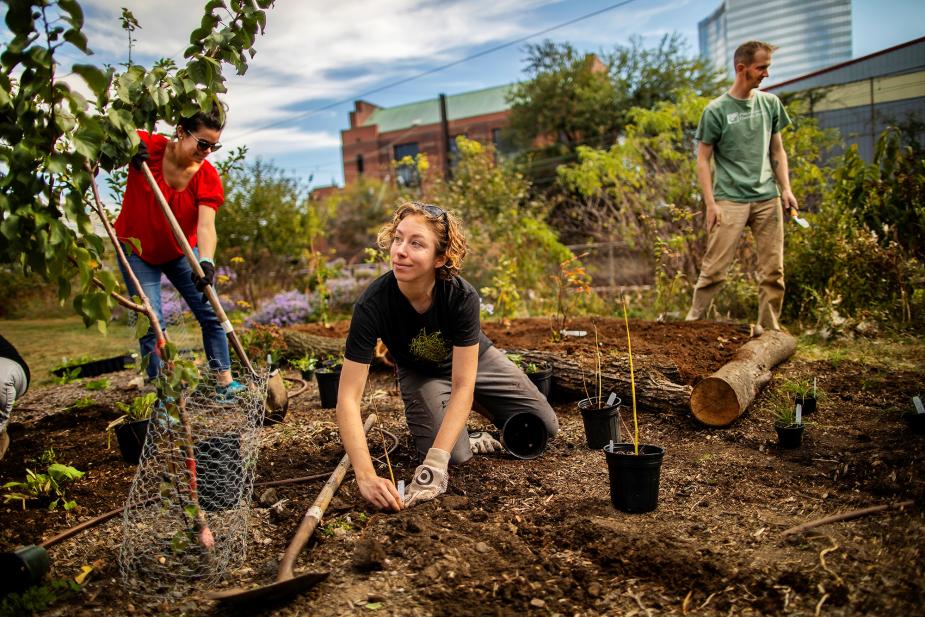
[336,202,559,511]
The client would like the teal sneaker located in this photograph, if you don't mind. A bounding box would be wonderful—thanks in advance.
[215,380,245,404]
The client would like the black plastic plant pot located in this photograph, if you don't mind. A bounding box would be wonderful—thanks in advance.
[115,419,150,464]
[604,443,664,514]
[300,369,314,381]
[527,364,553,399]
[53,354,133,379]
[799,396,817,416]
[775,422,805,448]
[194,433,243,512]
[0,544,50,595]
[902,412,925,434]
[578,396,622,449]
[315,367,342,409]
[500,412,549,460]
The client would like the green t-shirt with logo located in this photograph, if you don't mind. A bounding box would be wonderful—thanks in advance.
[695,91,791,202]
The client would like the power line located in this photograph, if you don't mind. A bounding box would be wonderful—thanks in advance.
[224,0,642,145]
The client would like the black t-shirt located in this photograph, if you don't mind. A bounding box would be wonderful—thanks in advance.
[344,272,492,376]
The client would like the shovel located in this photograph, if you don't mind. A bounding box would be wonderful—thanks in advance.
[207,413,378,608]
[787,205,809,228]
[138,162,288,420]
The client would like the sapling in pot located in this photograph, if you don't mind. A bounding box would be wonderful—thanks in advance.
[506,353,554,399]
[107,392,157,464]
[315,356,344,409]
[902,395,925,433]
[771,391,805,449]
[602,297,665,514]
[781,377,824,416]
[578,326,622,448]
[291,354,318,380]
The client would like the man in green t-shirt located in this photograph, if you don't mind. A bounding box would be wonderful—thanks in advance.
[685,40,799,334]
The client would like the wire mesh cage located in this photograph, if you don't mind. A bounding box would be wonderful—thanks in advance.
[119,362,267,597]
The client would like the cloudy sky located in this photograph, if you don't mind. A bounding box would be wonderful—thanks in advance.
[22,0,925,187]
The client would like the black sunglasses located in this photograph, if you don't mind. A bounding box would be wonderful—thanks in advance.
[184,129,222,153]
[420,204,449,224]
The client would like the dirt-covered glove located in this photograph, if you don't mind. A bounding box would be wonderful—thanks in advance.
[469,431,501,454]
[131,139,149,170]
[403,447,450,508]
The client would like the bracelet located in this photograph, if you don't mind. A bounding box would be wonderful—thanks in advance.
[199,256,214,265]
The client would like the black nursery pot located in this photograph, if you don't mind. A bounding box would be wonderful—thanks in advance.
[300,368,314,381]
[0,544,50,595]
[115,419,150,464]
[799,396,817,416]
[578,396,622,449]
[902,412,925,434]
[500,412,549,460]
[315,366,342,409]
[775,422,805,448]
[604,443,665,513]
[526,364,553,399]
[194,433,243,512]
[53,354,132,379]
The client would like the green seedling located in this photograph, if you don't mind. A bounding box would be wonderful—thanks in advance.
[84,378,109,391]
[0,578,82,616]
[106,392,157,448]
[66,397,95,412]
[291,355,318,373]
[3,464,85,511]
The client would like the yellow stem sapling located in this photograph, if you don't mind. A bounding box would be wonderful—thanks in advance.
[622,295,639,455]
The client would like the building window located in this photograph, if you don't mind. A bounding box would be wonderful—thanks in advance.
[356,153,364,175]
[394,142,420,187]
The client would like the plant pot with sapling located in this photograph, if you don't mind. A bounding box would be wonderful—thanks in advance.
[781,377,824,416]
[902,395,925,433]
[107,392,157,464]
[507,353,554,399]
[603,300,665,514]
[315,356,344,409]
[291,354,318,381]
[771,391,805,449]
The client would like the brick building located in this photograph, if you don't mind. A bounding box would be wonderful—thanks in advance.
[340,84,514,187]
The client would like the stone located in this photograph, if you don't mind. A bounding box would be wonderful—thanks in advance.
[530,598,546,608]
[475,541,490,554]
[352,538,387,572]
[258,487,279,507]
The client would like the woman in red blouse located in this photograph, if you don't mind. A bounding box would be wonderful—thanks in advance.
[115,106,242,399]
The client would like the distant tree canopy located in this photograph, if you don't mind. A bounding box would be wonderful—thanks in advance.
[506,33,725,189]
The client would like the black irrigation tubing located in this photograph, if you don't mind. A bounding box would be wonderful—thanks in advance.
[39,423,402,549]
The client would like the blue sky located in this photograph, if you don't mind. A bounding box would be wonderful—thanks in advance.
[13,0,925,189]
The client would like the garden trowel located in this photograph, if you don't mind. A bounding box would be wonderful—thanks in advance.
[787,206,809,228]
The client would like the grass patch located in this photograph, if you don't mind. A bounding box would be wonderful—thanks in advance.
[796,332,925,373]
[0,317,137,383]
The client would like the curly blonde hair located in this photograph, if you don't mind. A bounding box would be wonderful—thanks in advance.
[376,202,467,280]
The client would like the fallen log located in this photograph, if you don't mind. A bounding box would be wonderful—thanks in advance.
[689,330,796,427]
[280,330,345,361]
[512,349,691,414]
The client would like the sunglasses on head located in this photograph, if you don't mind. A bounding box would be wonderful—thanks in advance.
[184,128,222,153]
[420,204,448,224]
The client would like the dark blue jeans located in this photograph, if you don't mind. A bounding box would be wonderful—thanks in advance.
[119,251,230,380]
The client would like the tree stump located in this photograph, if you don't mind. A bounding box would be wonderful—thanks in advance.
[281,330,345,361]
[512,349,691,413]
[689,330,797,427]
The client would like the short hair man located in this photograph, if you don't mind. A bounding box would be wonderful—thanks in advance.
[685,40,798,334]
[0,333,30,462]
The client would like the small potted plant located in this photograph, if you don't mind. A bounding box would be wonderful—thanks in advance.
[603,300,665,514]
[781,377,824,416]
[771,391,805,449]
[291,354,318,381]
[506,353,554,399]
[107,392,157,464]
[902,395,925,433]
[315,356,344,409]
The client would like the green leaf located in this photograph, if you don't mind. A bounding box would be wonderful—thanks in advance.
[72,64,111,99]
[205,0,227,12]
[134,314,150,339]
[59,0,85,28]
[365,603,383,610]
[63,29,91,54]
[4,3,34,36]
[124,237,142,256]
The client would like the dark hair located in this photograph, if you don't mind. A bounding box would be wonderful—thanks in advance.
[733,41,777,68]
[178,99,227,133]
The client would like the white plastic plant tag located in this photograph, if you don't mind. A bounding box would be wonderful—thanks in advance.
[606,392,617,407]
[397,480,405,497]
[813,377,817,398]
[560,329,588,337]
[609,439,615,451]
[913,396,925,415]
[795,403,803,425]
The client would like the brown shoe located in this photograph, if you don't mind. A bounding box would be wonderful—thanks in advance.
[0,429,9,462]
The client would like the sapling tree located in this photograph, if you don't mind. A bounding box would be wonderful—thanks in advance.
[0,0,276,549]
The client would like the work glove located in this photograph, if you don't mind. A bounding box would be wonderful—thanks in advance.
[131,140,149,170]
[190,260,216,303]
[403,447,450,508]
[469,430,502,454]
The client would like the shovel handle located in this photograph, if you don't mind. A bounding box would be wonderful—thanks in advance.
[139,162,256,377]
[278,413,378,581]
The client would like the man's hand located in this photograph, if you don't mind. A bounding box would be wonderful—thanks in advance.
[357,473,403,511]
[404,448,450,508]
[190,260,216,303]
[781,189,798,213]
[469,431,501,454]
[705,203,721,233]
[131,140,149,170]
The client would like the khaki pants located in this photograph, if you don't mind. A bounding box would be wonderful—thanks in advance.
[686,197,785,330]
[397,345,559,464]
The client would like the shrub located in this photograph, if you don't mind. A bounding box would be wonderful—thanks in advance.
[244,290,313,327]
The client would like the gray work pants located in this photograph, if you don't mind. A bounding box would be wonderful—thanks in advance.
[0,357,28,433]
[398,345,559,465]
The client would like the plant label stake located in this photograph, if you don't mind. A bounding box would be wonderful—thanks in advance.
[606,392,617,407]
[914,396,925,415]
[609,439,615,451]
[795,403,803,425]
[397,480,405,498]
[813,377,817,398]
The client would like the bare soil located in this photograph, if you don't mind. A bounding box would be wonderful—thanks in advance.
[1,319,923,616]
